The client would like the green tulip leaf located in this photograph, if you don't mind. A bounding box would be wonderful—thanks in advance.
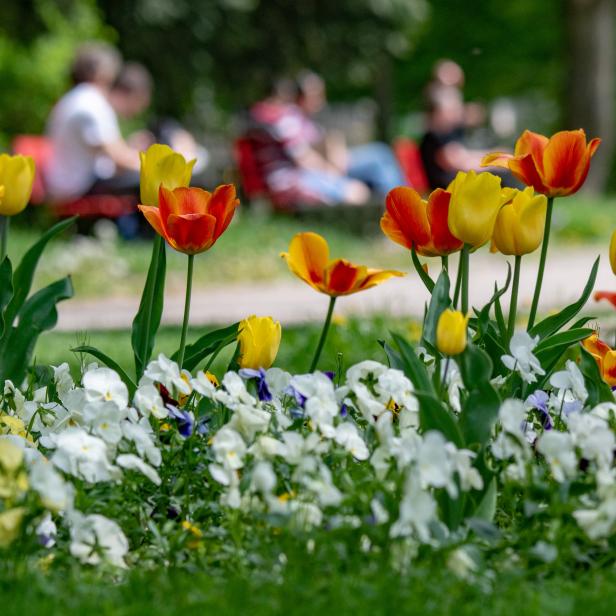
[170,322,239,372]
[71,345,137,396]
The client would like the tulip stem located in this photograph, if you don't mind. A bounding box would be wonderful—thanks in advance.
[453,251,463,308]
[411,244,435,293]
[461,244,470,314]
[527,197,554,330]
[0,216,9,262]
[441,255,449,273]
[309,296,336,372]
[178,254,195,370]
[508,255,522,341]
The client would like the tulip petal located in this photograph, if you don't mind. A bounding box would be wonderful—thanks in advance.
[542,130,591,196]
[166,212,217,254]
[381,187,431,250]
[602,350,616,387]
[514,130,549,167]
[325,259,364,295]
[140,144,196,206]
[138,205,167,239]
[206,184,239,241]
[480,152,512,168]
[359,268,405,291]
[582,333,610,361]
[282,232,329,289]
[164,186,212,215]
[426,188,462,255]
[508,154,550,194]
[609,230,616,276]
[594,291,616,309]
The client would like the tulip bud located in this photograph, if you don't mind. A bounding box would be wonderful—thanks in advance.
[609,230,616,276]
[0,154,35,216]
[238,315,282,370]
[447,170,506,248]
[492,187,547,256]
[436,309,469,356]
[139,144,196,207]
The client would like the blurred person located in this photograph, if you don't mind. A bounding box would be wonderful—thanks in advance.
[420,86,510,189]
[249,76,370,206]
[45,43,142,201]
[293,71,405,199]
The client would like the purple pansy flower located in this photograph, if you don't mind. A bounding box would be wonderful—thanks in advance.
[239,368,272,401]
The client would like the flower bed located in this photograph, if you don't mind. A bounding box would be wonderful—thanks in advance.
[1,131,616,581]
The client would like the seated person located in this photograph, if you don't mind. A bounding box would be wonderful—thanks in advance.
[249,72,404,206]
[45,43,142,201]
[420,86,494,189]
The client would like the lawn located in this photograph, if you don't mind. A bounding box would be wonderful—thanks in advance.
[7,193,615,299]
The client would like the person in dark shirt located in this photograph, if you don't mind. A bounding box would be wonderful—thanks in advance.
[420,87,490,189]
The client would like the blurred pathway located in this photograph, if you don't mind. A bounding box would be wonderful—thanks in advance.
[56,246,615,331]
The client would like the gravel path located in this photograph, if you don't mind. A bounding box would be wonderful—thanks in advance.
[56,246,615,331]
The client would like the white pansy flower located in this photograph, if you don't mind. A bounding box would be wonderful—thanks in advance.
[390,477,437,542]
[36,513,57,548]
[211,426,246,470]
[536,431,577,482]
[550,360,588,403]
[250,460,277,495]
[68,512,129,568]
[133,384,167,419]
[28,457,75,512]
[53,363,74,396]
[417,431,457,497]
[116,453,161,485]
[501,331,545,384]
[228,403,271,441]
[121,418,161,467]
[143,354,191,396]
[48,428,118,483]
[83,400,125,445]
[334,422,369,460]
[83,368,129,410]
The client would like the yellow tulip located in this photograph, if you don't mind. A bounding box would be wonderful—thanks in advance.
[0,507,26,548]
[447,170,506,248]
[238,315,282,370]
[0,154,35,216]
[492,187,547,256]
[436,309,469,356]
[609,230,616,276]
[139,144,196,206]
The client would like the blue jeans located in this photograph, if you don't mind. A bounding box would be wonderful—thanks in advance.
[347,142,405,197]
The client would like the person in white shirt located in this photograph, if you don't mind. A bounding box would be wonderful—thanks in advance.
[45,42,141,201]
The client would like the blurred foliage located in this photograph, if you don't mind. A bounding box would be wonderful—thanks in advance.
[0,0,565,142]
[0,0,114,147]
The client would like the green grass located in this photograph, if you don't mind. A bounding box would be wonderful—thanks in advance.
[34,314,418,378]
[7,193,616,299]
[4,548,616,616]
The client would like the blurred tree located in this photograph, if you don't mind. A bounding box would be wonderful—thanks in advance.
[566,0,614,193]
[0,0,113,146]
[98,0,428,135]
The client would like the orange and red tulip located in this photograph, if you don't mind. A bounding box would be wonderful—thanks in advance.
[381,186,462,256]
[281,232,404,297]
[582,333,616,387]
[138,184,239,255]
[481,129,600,198]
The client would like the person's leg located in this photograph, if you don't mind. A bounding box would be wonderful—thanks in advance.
[347,142,405,197]
[297,169,369,205]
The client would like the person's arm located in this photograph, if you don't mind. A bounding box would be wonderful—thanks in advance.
[99,139,141,172]
[436,142,488,172]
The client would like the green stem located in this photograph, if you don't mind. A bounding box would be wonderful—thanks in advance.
[507,255,522,341]
[461,244,470,314]
[453,250,463,308]
[441,255,449,273]
[178,254,195,370]
[411,245,435,293]
[141,235,162,372]
[309,296,336,372]
[527,197,554,330]
[0,215,9,262]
